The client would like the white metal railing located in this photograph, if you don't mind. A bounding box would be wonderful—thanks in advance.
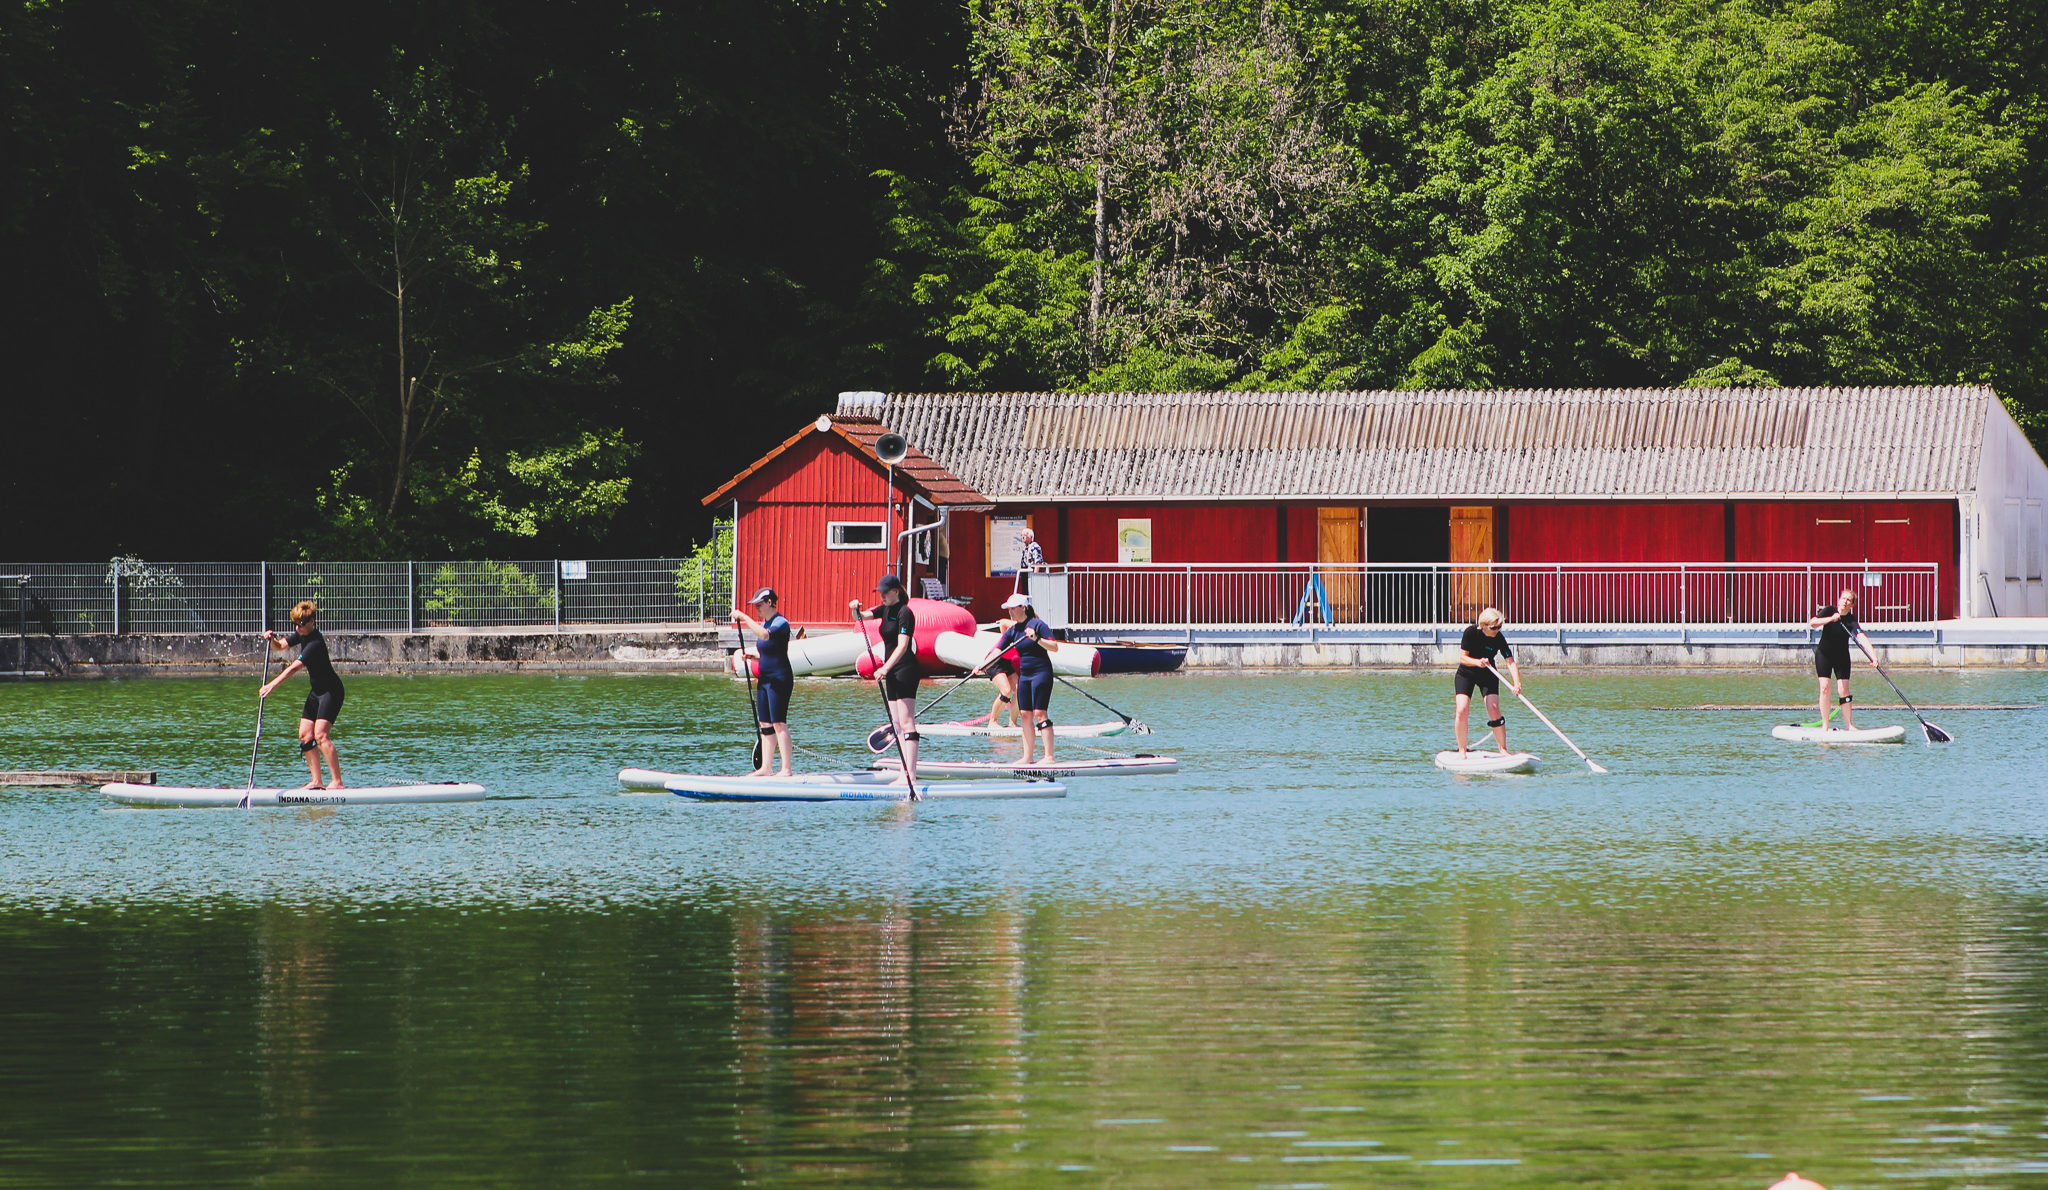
[1034,562,1942,630]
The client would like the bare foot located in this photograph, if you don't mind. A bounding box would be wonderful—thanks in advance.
[300,781,323,789]
[323,782,344,790]
[774,769,792,778]
[745,768,770,778]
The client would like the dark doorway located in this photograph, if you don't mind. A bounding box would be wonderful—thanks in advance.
[1367,506,1451,620]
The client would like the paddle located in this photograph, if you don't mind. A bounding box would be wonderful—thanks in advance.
[855,603,918,798]
[1852,638,1953,743]
[1488,661,1606,773]
[240,640,272,809]
[734,619,763,769]
[867,668,985,753]
[1052,672,1151,734]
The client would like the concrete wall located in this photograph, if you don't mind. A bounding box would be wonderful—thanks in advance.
[2,628,728,678]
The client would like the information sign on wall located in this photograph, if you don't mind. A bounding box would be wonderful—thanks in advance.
[1116,518,1152,564]
[988,516,1032,576]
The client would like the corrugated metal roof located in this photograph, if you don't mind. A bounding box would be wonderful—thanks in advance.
[837,387,1990,500]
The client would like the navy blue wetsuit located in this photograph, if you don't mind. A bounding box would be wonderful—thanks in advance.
[877,601,920,701]
[289,627,345,723]
[994,617,1055,713]
[754,614,793,722]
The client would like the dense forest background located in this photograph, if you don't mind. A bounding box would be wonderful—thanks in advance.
[4,0,2043,559]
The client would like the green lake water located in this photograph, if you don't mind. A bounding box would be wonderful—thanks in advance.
[2,669,2045,1188]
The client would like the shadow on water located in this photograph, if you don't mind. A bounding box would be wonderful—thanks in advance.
[3,670,2047,1187]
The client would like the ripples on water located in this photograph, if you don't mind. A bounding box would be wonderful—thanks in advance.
[2,670,2046,1187]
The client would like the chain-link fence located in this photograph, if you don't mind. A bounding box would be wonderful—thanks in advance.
[0,524,733,635]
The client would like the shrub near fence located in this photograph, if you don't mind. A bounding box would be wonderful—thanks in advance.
[0,525,734,635]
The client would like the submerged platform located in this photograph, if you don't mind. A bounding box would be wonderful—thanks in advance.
[3,770,155,787]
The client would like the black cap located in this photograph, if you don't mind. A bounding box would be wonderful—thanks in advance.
[874,573,905,593]
[748,587,777,604]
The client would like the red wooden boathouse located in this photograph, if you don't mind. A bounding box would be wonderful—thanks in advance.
[706,387,2048,627]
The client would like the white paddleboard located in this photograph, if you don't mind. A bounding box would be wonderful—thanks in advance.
[1770,724,1907,744]
[872,755,1177,779]
[918,719,1130,739]
[664,771,1065,801]
[1433,750,1541,774]
[103,782,487,807]
[933,629,1098,677]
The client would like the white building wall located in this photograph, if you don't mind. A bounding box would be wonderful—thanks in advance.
[1973,401,2048,617]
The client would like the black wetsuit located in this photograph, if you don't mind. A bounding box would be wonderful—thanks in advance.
[877,600,920,701]
[1815,608,1861,679]
[754,614,793,722]
[1455,624,1511,697]
[290,627,345,722]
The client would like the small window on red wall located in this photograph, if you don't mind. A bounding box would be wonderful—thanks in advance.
[828,522,886,549]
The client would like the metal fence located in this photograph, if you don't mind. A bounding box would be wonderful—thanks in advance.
[1040,562,1944,629]
[0,525,733,635]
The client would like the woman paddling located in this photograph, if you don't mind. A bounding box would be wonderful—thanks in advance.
[849,575,920,786]
[1808,589,1879,730]
[977,593,1062,763]
[1453,607,1520,756]
[733,587,794,777]
[261,600,344,789]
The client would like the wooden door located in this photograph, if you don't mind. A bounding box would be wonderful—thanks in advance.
[1317,506,1364,622]
[1448,506,1495,621]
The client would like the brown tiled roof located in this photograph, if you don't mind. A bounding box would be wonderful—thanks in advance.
[839,387,1998,500]
[702,415,992,508]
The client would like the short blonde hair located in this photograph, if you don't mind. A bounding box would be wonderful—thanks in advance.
[1476,607,1504,628]
[290,600,319,626]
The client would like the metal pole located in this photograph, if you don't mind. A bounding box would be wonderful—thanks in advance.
[111,558,122,634]
[553,561,563,629]
[407,561,417,633]
[259,560,269,633]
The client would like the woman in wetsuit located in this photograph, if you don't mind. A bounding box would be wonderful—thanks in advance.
[261,600,344,789]
[1808,589,1879,729]
[979,593,1063,763]
[734,587,795,777]
[850,575,920,786]
[1453,606,1521,756]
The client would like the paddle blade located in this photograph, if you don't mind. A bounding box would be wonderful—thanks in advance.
[1128,720,1153,735]
[1922,721,1954,743]
[751,736,764,768]
[867,724,894,753]
[1585,759,1610,774]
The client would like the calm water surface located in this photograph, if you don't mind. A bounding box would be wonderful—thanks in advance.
[2,668,2046,1188]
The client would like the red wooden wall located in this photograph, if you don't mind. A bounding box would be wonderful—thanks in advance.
[729,436,915,625]
[1734,500,1956,618]
[1504,503,1726,563]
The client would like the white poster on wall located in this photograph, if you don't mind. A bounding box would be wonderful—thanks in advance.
[1117,518,1152,564]
[989,516,1032,576]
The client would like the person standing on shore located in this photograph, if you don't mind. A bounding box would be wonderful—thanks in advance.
[261,600,344,789]
[850,575,920,787]
[1808,589,1878,729]
[1453,607,1519,756]
[733,587,794,777]
[1014,527,1044,595]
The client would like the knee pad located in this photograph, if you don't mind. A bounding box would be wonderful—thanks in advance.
[1838,694,1852,703]
[299,739,320,753]
[903,731,921,742]
[998,694,1012,703]
[758,726,774,735]
[1486,716,1506,728]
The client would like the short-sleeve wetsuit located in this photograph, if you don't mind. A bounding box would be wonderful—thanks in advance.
[994,616,1055,713]
[290,627,345,723]
[1455,624,1511,698]
[1815,607,1861,679]
[877,601,920,701]
[754,613,793,722]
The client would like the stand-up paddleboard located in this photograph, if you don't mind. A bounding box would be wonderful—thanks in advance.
[918,719,1131,739]
[871,755,1177,779]
[664,772,1065,801]
[1433,750,1541,774]
[103,782,487,807]
[1770,724,1907,744]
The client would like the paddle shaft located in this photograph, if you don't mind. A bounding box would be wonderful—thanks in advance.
[868,668,987,753]
[858,605,916,784]
[1488,662,1606,773]
[246,642,271,792]
[1051,671,1148,732]
[734,619,762,768]
[1851,637,1953,742]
